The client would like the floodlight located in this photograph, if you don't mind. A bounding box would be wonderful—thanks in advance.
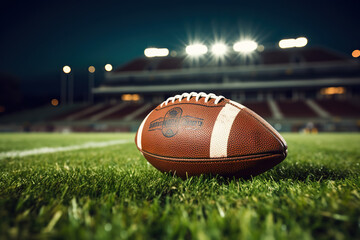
[51,99,59,106]
[233,40,258,53]
[279,39,296,49]
[104,64,113,72]
[88,66,95,73]
[211,43,227,56]
[144,48,169,57]
[295,37,308,47]
[186,44,208,56]
[63,65,71,74]
[352,49,360,58]
[279,37,308,49]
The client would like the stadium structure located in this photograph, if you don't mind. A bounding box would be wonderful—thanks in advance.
[1,45,360,132]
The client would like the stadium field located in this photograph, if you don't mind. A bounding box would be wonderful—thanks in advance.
[0,133,359,239]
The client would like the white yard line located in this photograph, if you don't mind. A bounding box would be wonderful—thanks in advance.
[0,140,131,159]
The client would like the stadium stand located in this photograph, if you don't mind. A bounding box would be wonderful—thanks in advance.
[315,99,360,117]
[102,104,144,120]
[0,104,86,124]
[76,104,113,120]
[89,103,128,121]
[134,104,159,120]
[114,58,151,72]
[1,46,359,132]
[301,48,345,62]
[261,50,291,65]
[277,101,318,118]
[241,102,273,118]
[54,104,102,121]
[157,57,184,70]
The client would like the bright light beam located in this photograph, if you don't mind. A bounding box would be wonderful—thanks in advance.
[279,37,308,49]
[295,37,308,47]
[211,43,227,56]
[144,48,169,57]
[104,64,113,72]
[233,40,258,53]
[63,65,71,74]
[186,44,208,56]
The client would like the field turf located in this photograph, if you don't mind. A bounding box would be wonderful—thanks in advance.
[0,133,359,239]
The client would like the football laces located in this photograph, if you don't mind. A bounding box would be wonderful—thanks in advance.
[160,92,225,107]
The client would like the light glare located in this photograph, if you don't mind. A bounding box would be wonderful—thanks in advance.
[320,87,345,95]
[186,44,208,56]
[144,48,169,57]
[295,37,308,47]
[122,94,140,101]
[352,49,360,58]
[279,37,308,49]
[63,65,71,74]
[51,99,59,106]
[233,40,258,53]
[211,43,227,56]
[88,66,95,73]
[105,64,113,72]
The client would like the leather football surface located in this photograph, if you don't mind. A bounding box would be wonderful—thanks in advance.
[135,92,287,178]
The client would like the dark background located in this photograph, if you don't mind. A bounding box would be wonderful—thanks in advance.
[1,0,359,110]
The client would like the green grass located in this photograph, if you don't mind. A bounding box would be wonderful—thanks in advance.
[0,133,359,240]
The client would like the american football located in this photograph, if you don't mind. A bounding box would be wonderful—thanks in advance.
[135,92,287,178]
[1,1,360,239]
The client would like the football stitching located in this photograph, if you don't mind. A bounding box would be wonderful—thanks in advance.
[155,101,227,110]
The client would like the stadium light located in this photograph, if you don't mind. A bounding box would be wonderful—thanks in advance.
[122,94,140,101]
[279,37,308,49]
[257,45,265,52]
[144,48,169,57]
[295,37,308,47]
[51,99,59,106]
[104,64,113,72]
[233,40,258,53]
[63,65,71,74]
[211,43,227,56]
[320,87,345,95]
[352,49,360,58]
[88,66,95,73]
[186,44,208,56]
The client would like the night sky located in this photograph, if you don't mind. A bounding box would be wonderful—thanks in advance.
[0,0,359,103]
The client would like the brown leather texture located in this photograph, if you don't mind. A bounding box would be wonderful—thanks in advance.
[140,97,228,158]
[135,95,287,178]
[227,108,286,157]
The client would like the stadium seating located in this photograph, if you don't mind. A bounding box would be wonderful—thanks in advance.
[76,104,113,120]
[261,50,291,65]
[157,57,184,70]
[301,48,345,62]
[277,101,318,118]
[102,104,143,120]
[134,104,158,120]
[0,104,87,124]
[51,104,93,121]
[315,99,360,117]
[241,102,273,118]
[114,58,152,72]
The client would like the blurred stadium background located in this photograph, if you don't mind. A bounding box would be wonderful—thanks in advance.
[1,38,359,133]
